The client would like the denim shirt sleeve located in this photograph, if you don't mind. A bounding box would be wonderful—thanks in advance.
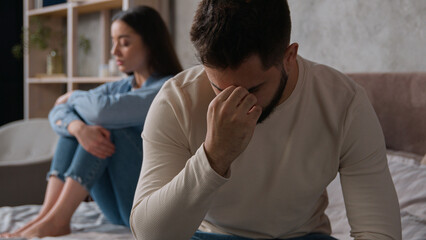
[48,103,82,137]
[85,80,116,95]
[67,77,169,129]
[46,79,117,136]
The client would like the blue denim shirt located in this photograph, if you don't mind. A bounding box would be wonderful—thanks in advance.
[48,74,170,137]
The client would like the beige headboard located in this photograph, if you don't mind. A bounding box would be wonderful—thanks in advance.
[347,73,426,156]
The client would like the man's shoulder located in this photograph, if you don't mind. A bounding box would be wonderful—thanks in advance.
[155,65,213,106]
[300,56,361,97]
[166,65,206,89]
[148,65,212,136]
[159,65,211,98]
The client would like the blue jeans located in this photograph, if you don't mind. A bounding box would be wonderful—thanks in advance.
[47,127,142,227]
[191,231,337,240]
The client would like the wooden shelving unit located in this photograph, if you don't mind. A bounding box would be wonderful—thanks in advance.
[71,76,121,83]
[23,0,169,118]
[28,3,68,16]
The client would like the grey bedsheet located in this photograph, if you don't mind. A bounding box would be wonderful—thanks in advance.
[326,151,426,240]
[1,151,425,240]
[0,202,132,240]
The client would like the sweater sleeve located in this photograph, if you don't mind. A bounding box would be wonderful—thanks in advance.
[130,86,228,240]
[339,87,401,240]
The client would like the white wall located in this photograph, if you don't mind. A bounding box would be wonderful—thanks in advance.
[289,0,426,73]
[173,0,200,69]
[173,0,426,72]
[78,12,101,77]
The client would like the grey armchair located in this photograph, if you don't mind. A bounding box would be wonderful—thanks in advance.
[0,118,58,206]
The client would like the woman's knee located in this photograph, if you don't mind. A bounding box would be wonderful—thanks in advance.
[109,128,142,152]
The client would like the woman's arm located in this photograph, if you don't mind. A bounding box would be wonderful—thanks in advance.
[48,103,81,137]
[47,82,114,137]
[68,79,166,129]
[67,120,115,159]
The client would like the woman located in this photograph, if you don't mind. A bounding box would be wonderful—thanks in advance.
[1,6,182,239]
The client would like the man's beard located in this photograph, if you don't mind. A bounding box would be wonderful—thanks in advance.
[257,69,288,124]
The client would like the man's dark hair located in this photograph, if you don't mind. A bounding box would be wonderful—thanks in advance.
[190,0,291,70]
[113,6,182,77]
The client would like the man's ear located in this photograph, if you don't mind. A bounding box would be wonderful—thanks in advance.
[282,43,299,72]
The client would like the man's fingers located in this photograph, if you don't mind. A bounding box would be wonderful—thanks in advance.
[214,85,236,101]
[227,87,251,108]
[237,93,257,114]
[248,105,262,121]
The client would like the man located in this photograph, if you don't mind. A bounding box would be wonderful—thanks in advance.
[130,1,401,239]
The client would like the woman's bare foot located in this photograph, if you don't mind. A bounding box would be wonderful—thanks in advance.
[2,178,66,238]
[0,232,12,238]
[0,215,44,238]
[15,217,71,239]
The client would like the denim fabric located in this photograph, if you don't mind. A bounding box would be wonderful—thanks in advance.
[47,127,142,227]
[49,75,170,137]
[191,231,337,240]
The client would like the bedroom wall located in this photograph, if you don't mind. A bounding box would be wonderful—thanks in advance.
[173,0,426,73]
[77,12,101,77]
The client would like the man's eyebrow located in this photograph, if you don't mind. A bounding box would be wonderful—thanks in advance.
[210,81,263,93]
[247,84,262,93]
[210,81,224,92]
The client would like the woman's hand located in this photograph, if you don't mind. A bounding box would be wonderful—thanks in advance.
[68,120,116,159]
[55,91,74,106]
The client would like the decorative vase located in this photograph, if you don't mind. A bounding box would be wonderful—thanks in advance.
[46,49,63,75]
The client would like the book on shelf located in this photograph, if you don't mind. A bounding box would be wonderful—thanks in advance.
[42,0,67,7]
[34,0,43,9]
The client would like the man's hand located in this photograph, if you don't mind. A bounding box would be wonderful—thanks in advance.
[55,91,74,106]
[68,120,115,159]
[204,86,262,176]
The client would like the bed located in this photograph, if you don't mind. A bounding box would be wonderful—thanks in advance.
[0,73,425,240]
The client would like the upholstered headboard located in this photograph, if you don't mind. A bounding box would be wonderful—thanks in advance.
[347,73,426,156]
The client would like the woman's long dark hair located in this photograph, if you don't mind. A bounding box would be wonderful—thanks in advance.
[113,6,182,77]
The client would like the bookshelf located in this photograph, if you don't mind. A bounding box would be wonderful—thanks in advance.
[23,0,169,118]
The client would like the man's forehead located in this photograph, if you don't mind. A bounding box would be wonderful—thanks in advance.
[204,62,277,90]
[205,67,253,90]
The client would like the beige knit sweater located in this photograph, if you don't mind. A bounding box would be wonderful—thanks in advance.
[130,56,401,240]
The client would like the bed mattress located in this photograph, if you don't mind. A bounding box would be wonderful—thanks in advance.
[1,151,425,240]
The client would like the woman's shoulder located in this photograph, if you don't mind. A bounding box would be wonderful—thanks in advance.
[153,74,173,85]
[142,74,173,90]
[108,75,134,91]
[103,75,134,87]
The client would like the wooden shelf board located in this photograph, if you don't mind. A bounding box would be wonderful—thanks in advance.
[28,77,68,83]
[28,3,68,17]
[74,0,122,14]
[72,76,121,83]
